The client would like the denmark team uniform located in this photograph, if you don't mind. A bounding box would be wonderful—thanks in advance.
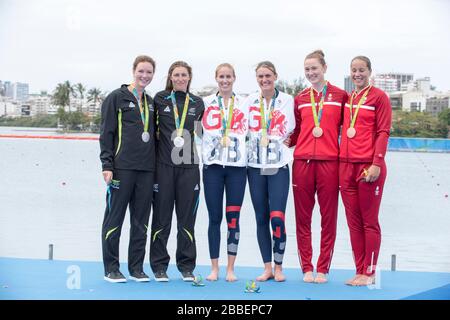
[150,90,204,275]
[339,85,392,276]
[246,90,295,265]
[201,94,248,260]
[290,83,348,274]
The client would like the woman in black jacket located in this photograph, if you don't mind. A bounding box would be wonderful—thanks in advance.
[99,55,156,283]
[150,61,205,282]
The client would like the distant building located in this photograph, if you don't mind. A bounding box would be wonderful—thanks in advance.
[426,94,449,117]
[373,75,398,93]
[377,73,413,91]
[21,104,31,116]
[388,91,403,109]
[12,82,29,102]
[402,90,428,112]
[4,81,13,99]
[344,76,355,93]
[28,93,57,115]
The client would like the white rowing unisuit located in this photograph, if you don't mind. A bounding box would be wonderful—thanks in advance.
[201,93,248,167]
[245,90,295,169]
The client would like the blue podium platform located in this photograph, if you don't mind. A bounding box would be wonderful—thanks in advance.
[0,258,449,300]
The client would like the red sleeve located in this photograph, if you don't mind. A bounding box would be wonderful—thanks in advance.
[372,91,392,166]
[341,91,348,126]
[289,95,301,147]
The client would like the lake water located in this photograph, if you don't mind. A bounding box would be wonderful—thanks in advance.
[1,127,449,273]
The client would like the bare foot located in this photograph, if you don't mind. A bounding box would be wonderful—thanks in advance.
[256,271,274,282]
[314,272,328,284]
[345,274,363,286]
[226,270,237,282]
[303,271,314,283]
[206,269,219,281]
[274,268,286,282]
[353,275,375,286]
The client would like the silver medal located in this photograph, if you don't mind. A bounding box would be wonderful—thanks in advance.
[142,132,150,143]
[174,136,185,147]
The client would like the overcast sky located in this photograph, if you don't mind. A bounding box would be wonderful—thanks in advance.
[1,0,449,95]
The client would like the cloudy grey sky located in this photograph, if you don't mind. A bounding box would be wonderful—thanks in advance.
[0,0,449,95]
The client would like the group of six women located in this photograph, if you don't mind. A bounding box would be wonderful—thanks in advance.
[99,50,392,287]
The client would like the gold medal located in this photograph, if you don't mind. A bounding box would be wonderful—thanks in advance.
[347,127,356,139]
[312,127,323,138]
[221,136,231,147]
[260,136,269,147]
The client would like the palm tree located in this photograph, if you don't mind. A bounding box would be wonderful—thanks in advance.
[87,87,104,107]
[74,83,86,112]
[52,81,75,112]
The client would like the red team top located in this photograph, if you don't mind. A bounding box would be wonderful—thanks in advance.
[290,82,348,160]
[339,85,392,166]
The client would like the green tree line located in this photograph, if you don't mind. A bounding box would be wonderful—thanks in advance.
[392,110,449,138]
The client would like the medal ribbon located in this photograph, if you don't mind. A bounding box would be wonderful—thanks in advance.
[310,82,328,128]
[130,83,149,134]
[218,95,235,139]
[171,91,190,137]
[349,85,371,129]
[259,89,277,138]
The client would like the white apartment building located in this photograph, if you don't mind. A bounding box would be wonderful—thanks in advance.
[28,94,58,116]
[400,77,432,112]
[373,75,399,93]
[0,97,20,117]
[377,73,413,91]
[402,90,428,112]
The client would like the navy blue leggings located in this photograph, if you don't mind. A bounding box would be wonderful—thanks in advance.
[247,166,290,265]
[203,164,247,259]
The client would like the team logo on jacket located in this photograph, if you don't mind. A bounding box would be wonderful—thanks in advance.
[248,107,286,135]
[230,109,246,134]
[327,93,333,101]
[188,107,196,116]
[164,106,170,112]
[269,110,287,136]
[128,102,135,108]
[202,107,246,134]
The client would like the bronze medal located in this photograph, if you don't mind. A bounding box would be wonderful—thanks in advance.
[347,127,356,139]
[312,127,323,138]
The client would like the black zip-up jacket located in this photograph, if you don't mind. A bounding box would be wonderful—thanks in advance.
[154,90,204,168]
[99,84,156,171]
